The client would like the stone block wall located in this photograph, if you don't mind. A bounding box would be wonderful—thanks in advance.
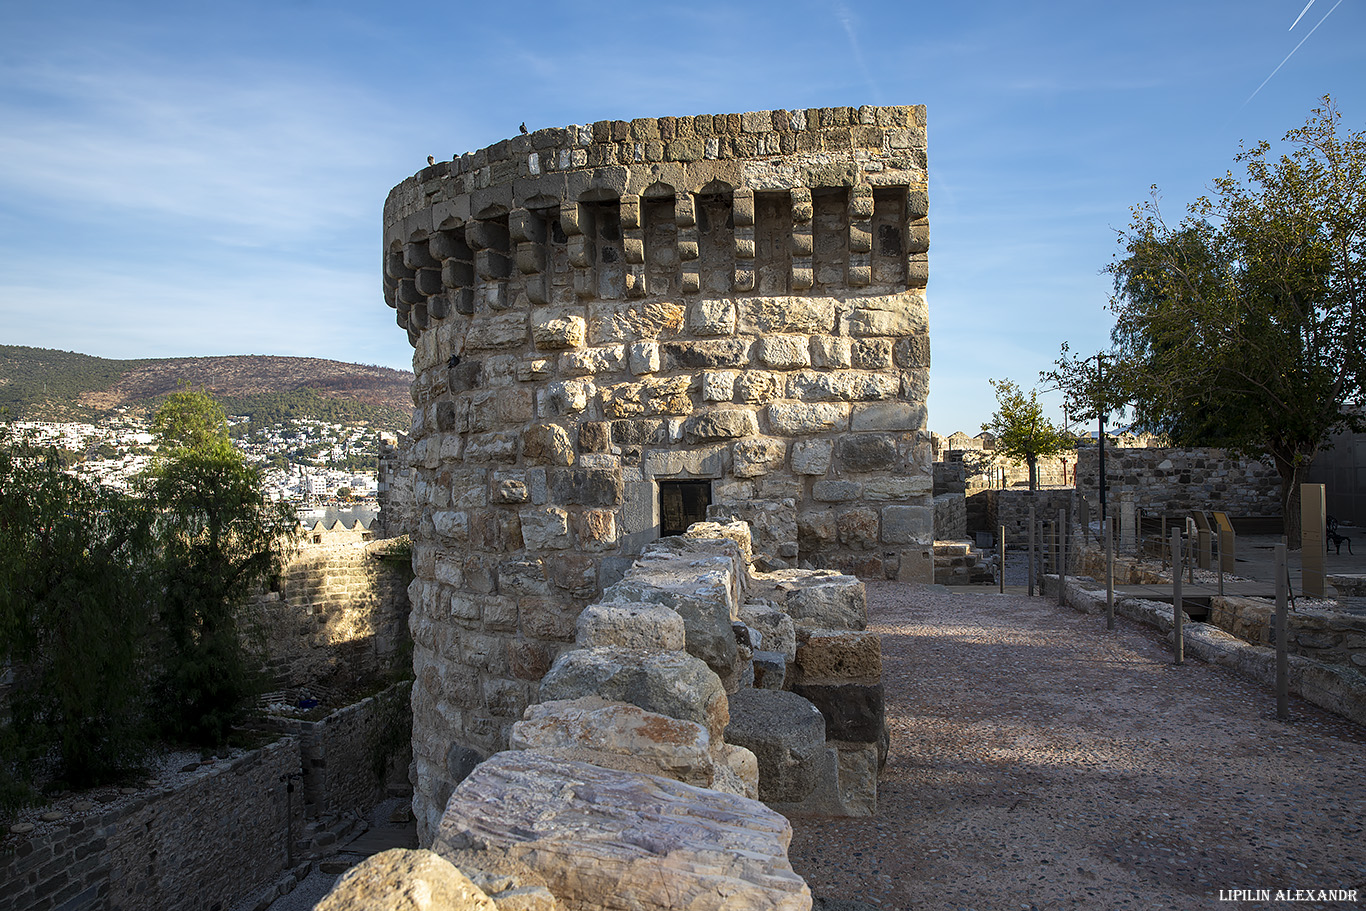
[253,539,413,691]
[986,487,1076,546]
[383,106,929,833]
[934,492,966,540]
[0,739,301,911]
[271,681,412,819]
[1075,447,1281,521]
[376,433,417,539]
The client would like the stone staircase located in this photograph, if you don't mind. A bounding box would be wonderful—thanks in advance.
[933,540,995,585]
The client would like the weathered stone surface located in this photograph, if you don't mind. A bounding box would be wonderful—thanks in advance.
[753,650,789,689]
[734,437,787,477]
[761,572,868,631]
[604,547,741,679]
[685,408,760,443]
[739,296,836,334]
[767,402,850,434]
[741,602,798,661]
[575,601,687,651]
[682,518,756,565]
[315,848,497,911]
[725,689,828,803]
[758,336,813,370]
[538,646,729,739]
[433,751,811,911]
[520,422,574,466]
[836,434,899,472]
[510,696,714,787]
[531,314,587,350]
[881,504,933,544]
[791,439,833,476]
[713,741,761,801]
[791,682,886,744]
[547,467,624,506]
[794,630,882,683]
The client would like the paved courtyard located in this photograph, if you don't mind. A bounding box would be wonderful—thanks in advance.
[787,582,1366,911]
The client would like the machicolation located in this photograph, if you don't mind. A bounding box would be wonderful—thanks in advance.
[381,106,930,842]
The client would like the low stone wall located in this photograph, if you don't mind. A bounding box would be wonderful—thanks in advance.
[270,681,413,820]
[1208,597,1366,673]
[0,739,301,911]
[1045,575,1366,728]
[933,492,966,540]
[1075,447,1281,522]
[253,538,413,692]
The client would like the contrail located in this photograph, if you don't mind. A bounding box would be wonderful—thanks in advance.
[1245,0,1344,105]
[1289,0,1317,29]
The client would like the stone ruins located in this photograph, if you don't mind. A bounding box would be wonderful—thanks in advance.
[380,104,932,847]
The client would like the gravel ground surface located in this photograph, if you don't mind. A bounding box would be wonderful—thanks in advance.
[787,582,1366,911]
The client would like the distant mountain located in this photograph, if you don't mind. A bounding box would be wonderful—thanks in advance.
[0,346,415,430]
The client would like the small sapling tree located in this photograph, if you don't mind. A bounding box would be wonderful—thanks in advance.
[982,379,1074,490]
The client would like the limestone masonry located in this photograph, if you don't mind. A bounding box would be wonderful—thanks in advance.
[381,106,927,840]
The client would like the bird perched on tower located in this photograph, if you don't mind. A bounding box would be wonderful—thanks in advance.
[519,122,528,134]
[427,155,435,166]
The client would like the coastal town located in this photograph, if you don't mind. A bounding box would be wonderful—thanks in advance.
[1,411,384,514]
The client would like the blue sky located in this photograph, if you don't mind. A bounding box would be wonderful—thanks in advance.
[1,1,1362,433]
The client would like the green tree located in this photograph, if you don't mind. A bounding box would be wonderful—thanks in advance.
[981,379,1074,490]
[146,392,297,745]
[1092,97,1365,540]
[151,386,230,454]
[0,441,156,797]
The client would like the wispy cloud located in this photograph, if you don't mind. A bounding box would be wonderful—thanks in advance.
[0,55,396,250]
[832,3,882,106]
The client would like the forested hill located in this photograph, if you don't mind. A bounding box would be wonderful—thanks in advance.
[0,346,415,430]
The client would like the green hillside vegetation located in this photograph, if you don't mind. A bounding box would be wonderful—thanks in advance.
[0,346,152,422]
[0,345,413,431]
[221,387,409,432]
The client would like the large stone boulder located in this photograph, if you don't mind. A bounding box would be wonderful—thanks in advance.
[314,848,497,911]
[509,696,714,787]
[433,751,812,911]
[538,646,729,740]
[753,570,866,631]
[603,540,744,680]
[724,689,828,803]
[574,602,686,651]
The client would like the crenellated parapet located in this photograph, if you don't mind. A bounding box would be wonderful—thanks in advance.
[382,107,932,844]
[383,105,928,348]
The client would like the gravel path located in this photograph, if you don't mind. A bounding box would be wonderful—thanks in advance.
[787,582,1366,911]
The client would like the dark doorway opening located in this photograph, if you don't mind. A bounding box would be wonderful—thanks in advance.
[659,480,712,537]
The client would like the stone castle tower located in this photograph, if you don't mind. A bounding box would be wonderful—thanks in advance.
[382,105,930,834]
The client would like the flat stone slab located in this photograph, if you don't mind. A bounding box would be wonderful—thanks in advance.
[433,751,812,911]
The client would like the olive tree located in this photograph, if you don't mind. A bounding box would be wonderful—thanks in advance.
[981,379,1074,491]
[1093,97,1365,540]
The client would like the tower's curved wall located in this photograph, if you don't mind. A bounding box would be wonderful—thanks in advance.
[382,106,931,838]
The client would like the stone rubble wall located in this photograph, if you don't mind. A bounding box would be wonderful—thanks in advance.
[269,681,413,820]
[983,487,1077,545]
[252,539,413,692]
[1206,596,1366,673]
[933,492,966,540]
[1075,447,1281,521]
[0,739,301,911]
[376,433,417,539]
[385,106,930,831]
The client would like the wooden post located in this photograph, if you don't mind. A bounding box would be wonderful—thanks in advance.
[1302,483,1326,598]
[998,525,1006,594]
[1171,527,1184,666]
[1058,507,1067,607]
[1276,543,1289,720]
